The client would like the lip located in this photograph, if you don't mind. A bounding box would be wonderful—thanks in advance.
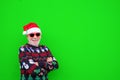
[31,39,38,41]
[32,40,38,41]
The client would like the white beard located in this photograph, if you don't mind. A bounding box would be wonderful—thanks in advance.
[28,38,41,47]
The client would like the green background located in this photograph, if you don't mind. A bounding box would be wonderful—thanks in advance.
[0,0,120,80]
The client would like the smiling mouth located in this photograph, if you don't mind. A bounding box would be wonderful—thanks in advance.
[32,40,38,41]
[32,38,38,41]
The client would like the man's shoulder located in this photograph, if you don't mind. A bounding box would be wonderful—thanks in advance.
[39,45,49,51]
[40,44,46,47]
[19,44,28,52]
[40,45,50,48]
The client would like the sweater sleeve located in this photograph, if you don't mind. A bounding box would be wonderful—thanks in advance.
[19,46,37,74]
[44,46,59,72]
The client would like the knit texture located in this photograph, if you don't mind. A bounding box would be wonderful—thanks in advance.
[19,44,58,80]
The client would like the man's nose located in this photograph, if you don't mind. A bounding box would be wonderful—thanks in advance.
[33,35,37,38]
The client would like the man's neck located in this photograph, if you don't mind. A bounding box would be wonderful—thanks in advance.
[28,42,39,47]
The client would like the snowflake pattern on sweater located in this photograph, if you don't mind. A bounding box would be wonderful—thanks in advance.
[19,44,58,80]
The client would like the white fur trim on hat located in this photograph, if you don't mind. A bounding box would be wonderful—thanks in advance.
[23,31,27,35]
[23,28,41,35]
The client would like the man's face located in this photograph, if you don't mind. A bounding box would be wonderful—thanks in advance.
[27,32,41,46]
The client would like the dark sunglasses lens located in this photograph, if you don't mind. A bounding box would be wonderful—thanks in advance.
[36,33,40,36]
[30,34,34,37]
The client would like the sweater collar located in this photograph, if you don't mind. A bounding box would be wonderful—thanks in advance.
[26,43,40,48]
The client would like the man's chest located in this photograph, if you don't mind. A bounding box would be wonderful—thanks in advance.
[25,49,49,62]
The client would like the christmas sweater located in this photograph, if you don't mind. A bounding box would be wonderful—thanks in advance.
[19,43,58,80]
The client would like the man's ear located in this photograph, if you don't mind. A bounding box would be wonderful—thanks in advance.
[26,35,29,40]
[26,35,28,37]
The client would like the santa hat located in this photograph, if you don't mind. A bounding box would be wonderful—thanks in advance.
[23,22,41,35]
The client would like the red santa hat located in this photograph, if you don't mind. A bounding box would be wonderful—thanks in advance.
[23,22,41,35]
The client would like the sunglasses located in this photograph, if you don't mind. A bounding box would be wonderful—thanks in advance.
[29,33,40,37]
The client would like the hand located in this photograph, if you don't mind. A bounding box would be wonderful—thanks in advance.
[34,62,39,66]
[47,57,53,62]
